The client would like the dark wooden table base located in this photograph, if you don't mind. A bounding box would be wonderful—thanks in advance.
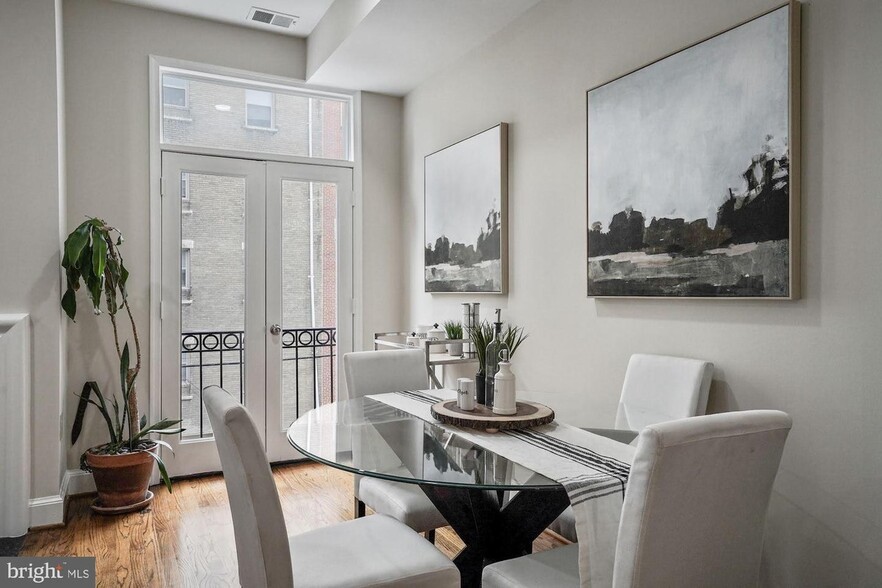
[419,484,570,588]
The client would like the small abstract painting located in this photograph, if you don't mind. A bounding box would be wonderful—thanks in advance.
[425,124,508,293]
[587,3,799,298]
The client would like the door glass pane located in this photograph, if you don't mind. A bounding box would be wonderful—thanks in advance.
[280,180,337,430]
[180,172,246,439]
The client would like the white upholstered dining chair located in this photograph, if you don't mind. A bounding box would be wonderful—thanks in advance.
[343,349,448,542]
[551,353,714,541]
[203,386,459,588]
[483,409,792,588]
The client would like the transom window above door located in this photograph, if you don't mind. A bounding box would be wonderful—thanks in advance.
[158,66,353,161]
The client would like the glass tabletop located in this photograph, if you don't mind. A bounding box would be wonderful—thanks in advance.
[286,396,561,491]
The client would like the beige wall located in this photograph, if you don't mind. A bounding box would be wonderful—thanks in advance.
[62,0,307,463]
[0,0,66,501]
[359,91,404,348]
[400,0,882,584]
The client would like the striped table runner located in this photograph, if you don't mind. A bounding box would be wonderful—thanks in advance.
[367,389,636,587]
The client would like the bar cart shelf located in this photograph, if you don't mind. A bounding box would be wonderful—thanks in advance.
[373,331,478,389]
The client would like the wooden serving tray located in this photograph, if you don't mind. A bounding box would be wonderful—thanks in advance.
[430,400,554,432]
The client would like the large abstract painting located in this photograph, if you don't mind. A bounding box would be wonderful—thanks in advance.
[587,3,800,298]
[425,123,508,293]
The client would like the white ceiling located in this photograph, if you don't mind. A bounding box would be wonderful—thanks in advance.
[307,0,541,95]
[112,0,335,37]
[112,0,541,95]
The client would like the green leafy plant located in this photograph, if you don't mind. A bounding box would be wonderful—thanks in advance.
[468,321,529,373]
[503,324,529,358]
[63,218,183,492]
[468,321,495,373]
[442,320,463,340]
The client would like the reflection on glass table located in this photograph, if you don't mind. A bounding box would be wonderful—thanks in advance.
[287,396,568,588]
[287,397,559,490]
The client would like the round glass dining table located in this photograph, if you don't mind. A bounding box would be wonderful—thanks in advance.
[287,396,571,588]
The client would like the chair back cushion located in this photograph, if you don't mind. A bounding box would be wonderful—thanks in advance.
[204,386,293,588]
[615,354,714,430]
[343,349,429,399]
[613,410,792,588]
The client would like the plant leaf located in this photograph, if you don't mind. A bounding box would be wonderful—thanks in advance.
[87,273,102,312]
[71,382,93,444]
[147,451,174,493]
[71,382,117,445]
[64,223,91,270]
[140,414,147,431]
[65,265,81,292]
[135,417,184,440]
[119,263,129,296]
[61,288,77,321]
[151,428,185,436]
[150,439,176,454]
[92,232,108,280]
[119,343,130,399]
[111,395,121,437]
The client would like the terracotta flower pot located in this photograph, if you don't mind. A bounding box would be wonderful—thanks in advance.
[86,443,156,511]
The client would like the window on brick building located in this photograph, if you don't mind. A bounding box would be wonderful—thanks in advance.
[163,75,188,108]
[245,90,274,129]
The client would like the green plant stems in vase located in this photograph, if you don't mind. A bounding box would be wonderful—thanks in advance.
[468,320,494,404]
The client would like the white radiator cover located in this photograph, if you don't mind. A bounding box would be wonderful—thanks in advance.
[0,314,30,537]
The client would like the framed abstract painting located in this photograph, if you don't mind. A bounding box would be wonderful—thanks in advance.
[587,2,800,298]
[425,123,508,293]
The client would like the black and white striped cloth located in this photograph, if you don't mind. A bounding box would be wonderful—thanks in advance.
[367,389,636,587]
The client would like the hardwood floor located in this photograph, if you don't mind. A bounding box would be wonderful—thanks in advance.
[22,462,568,587]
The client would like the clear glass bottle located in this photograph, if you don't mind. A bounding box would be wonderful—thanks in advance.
[484,310,509,408]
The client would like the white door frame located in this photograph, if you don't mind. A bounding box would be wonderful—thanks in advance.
[148,56,363,478]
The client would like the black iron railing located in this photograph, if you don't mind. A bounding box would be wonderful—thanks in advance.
[280,327,337,417]
[181,327,336,438]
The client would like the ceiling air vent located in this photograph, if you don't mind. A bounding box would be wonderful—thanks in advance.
[247,7,298,29]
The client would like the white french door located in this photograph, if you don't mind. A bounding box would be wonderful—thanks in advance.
[160,152,352,475]
[264,162,353,460]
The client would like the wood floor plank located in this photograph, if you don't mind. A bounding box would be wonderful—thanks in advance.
[21,462,568,586]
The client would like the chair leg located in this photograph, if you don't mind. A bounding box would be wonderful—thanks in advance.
[354,497,366,518]
[426,529,436,544]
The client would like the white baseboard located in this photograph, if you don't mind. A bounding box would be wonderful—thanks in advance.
[28,495,64,528]
[63,468,95,496]
[26,470,95,529]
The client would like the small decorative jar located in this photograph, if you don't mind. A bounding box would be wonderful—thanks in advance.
[457,378,476,411]
[427,323,446,341]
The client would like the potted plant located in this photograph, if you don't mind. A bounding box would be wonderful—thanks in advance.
[62,218,183,513]
[468,321,528,405]
[442,320,464,356]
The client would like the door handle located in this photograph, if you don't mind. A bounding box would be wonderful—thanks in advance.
[269,324,282,336]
